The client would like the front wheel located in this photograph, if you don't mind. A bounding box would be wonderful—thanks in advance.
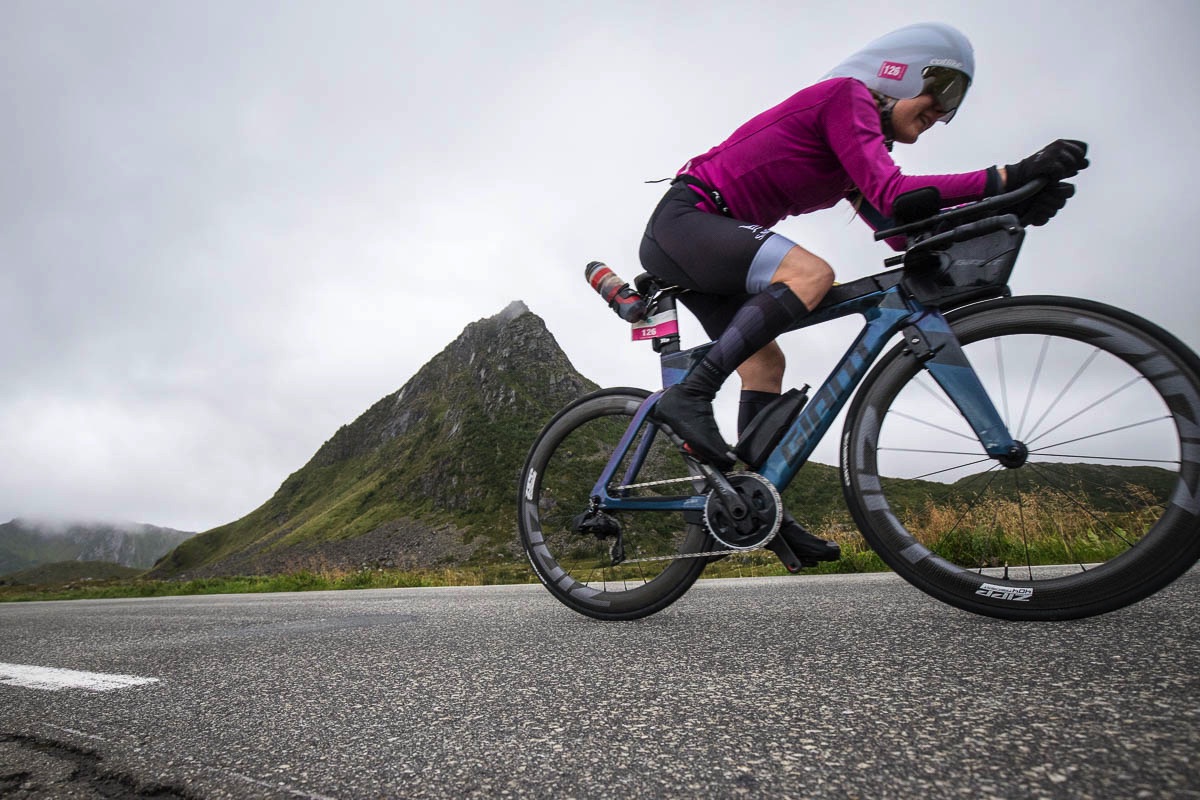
[517,388,713,620]
[841,296,1200,620]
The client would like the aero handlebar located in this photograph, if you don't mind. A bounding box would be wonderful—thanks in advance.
[873,177,1050,242]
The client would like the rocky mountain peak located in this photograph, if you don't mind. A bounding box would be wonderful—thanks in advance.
[306,302,590,470]
[496,299,529,322]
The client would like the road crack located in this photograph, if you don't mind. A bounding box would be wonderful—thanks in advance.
[0,733,196,799]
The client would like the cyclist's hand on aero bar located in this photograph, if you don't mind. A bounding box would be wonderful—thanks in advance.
[1004,139,1089,189]
[1002,139,1088,227]
[1018,181,1075,227]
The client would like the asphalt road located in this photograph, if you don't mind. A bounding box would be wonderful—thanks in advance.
[0,571,1197,799]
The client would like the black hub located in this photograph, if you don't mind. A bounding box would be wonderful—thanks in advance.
[996,441,1029,469]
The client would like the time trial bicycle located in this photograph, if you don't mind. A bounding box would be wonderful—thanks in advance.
[517,179,1200,621]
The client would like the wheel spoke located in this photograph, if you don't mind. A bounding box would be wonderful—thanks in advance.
[1013,469,1034,581]
[887,409,979,441]
[907,455,997,481]
[923,466,1003,549]
[1022,452,1179,466]
[1024,347,1101,443]
[1030,415,1174,456]
[913,373,961,415]
[1024,461,1139,549]
[879,446,988,457]
[1025,375,1146,448]
[1015,336,1052,439]
[995,337,1012,428]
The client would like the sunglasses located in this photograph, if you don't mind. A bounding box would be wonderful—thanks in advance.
[921,66,970,115]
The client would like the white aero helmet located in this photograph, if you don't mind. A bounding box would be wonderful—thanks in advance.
[824,22,974,123]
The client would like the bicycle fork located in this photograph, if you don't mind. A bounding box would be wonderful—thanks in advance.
[902,311,1025,465]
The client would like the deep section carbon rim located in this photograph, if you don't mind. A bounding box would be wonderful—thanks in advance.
[842,297,1200,620]
[517,388,712,620]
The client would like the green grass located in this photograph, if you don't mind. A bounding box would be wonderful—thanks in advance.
[0,563,540,603]
[0,548,889,603]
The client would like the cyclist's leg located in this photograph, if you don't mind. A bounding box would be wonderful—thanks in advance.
[739,251,841,564]
[736,342,842,566]
[666,293,793,447]
[654,287,805,467]
[640,184,836,466]
[642,190,840,561]
[730,350,842,566]
[734,244,835,399]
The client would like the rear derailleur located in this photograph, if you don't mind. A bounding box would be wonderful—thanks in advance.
[572,497,625,565]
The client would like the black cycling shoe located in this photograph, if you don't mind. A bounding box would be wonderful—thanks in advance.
[780,516,841,564]
[652,384,736,471]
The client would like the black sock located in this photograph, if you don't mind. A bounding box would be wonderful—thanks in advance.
[738,390,781,438]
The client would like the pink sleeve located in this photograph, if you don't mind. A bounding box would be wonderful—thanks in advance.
[823,81,988,218]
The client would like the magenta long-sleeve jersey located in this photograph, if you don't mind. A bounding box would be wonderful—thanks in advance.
[679,77,988,230]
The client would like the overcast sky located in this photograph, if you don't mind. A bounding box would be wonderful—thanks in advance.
[3,0,1197,532]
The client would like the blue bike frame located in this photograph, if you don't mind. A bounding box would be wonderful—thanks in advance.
[589,283,1017,515]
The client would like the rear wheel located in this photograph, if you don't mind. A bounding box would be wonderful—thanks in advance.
[517,388,713,620]
[841,296,1200,620]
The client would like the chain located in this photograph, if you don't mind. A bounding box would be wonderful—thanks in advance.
[614,542,772,566]
[619,551,739,563]
[614,475,704,491]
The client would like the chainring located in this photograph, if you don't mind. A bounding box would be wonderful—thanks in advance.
[703,472,782,550]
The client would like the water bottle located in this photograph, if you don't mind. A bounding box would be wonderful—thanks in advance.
[585,261,648,323]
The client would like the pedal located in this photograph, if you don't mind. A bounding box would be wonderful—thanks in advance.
[767,536,805,573]
[767,537,821,573]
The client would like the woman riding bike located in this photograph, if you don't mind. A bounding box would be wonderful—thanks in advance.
[639,21,1089,567]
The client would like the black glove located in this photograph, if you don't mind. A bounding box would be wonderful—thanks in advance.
[1017,181,1075,227]
[1005,139,1089,189]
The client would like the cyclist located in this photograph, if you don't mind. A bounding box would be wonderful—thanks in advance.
[639,21,1088,564]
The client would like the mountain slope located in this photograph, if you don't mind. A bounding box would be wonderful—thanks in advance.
[0,560,145,586]
[0,520,195,576]
[151,301,595,578]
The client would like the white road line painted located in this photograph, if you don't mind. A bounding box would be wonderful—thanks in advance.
[0,662,158,692]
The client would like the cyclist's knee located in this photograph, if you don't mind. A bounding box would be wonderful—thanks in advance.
[771,247,835,309]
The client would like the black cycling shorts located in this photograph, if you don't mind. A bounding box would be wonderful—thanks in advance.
[639,181,796,338]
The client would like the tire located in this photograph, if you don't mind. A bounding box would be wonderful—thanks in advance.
[841,296,1200,620]
[517,388,713,620]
